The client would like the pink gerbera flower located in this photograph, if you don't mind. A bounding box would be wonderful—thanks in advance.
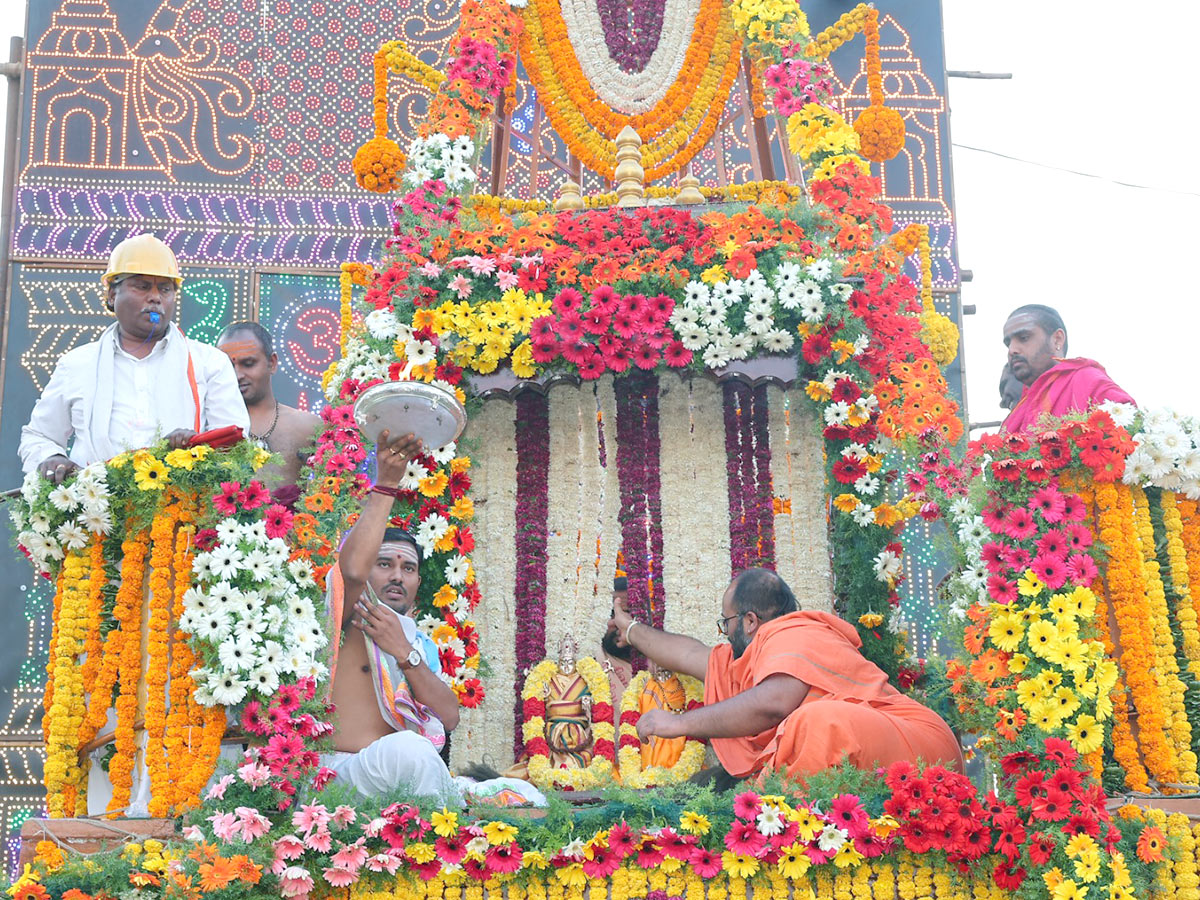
[1035,529,1069,559]
[240,480,271,510]
[213,481,241,515]
[582,843,620,879]
[486,842,523,874]
[733,791,762,819]
[724,821,767,857]
[979,541,1008,574]
[689,846,723,878]
[552,288,584,316]
[635,835,665,868]
[829,794,871,837]
[553,311,586,341]
[1003,507,1038,541]
[1065,553,1098,583]
[1031,553,1067,590]
[1066,523,1094,550]
[663,340,692,367]
[987,574,1018,604]
[263,504,294,540]
[631,341,659,370]
[1028,486,1066,523]
[607,821,637,858]
[1060,493,1088,521]
[435,832,467,864]
[1001,545,1032,572]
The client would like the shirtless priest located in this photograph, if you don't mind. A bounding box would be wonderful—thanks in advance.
[612,568,962,782]
[218,322,321,488]
[323,430,461,802]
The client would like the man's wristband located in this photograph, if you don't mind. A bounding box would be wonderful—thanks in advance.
[370,484,402,499]
[625,620,641,645]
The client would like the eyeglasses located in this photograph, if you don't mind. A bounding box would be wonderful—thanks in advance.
[716,613,742,636]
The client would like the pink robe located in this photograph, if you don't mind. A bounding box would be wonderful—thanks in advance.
[1003,358,1134,432]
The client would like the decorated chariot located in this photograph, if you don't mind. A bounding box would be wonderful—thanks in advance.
[7,0,1200,899]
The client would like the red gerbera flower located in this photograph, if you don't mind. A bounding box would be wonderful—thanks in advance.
[530,316,557,342]
[992,861,1026,891]
[689,846,723,879]
[663,340,692,368]
[630,341,659,370]
[213,481,241,515]
[578,351,605,380]
[552,288,584,316]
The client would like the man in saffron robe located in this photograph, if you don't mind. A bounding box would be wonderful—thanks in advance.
[612,568,962,781]
[1002,304,1134,432]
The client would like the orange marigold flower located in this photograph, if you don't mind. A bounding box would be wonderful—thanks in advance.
[304,492,335,513]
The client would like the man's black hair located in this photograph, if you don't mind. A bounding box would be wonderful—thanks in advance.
[613,576,628,592]
[382,526,423,568]
[730,567,798,622]
[219,321,274,357]
[1007,304,1068,355]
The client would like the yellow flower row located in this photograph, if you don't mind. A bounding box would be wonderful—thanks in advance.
[616,670,706,787]
[1131,486,1200,785]
[44,549,90,817]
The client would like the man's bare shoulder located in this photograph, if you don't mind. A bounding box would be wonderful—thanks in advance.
[278,405,323,439]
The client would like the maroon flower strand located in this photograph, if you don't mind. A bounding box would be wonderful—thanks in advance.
[513,390,551,755]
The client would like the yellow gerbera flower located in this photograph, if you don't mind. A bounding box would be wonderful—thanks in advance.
[133,458,170,491]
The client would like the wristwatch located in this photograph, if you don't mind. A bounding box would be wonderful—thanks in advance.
[399,649,422,670]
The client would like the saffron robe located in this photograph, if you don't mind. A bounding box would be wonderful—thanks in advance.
[639,673,687,769]
[1003,358,1134,433]
[705,611,963,779]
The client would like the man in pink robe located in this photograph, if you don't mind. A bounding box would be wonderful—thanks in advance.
[1002,305,1134,432]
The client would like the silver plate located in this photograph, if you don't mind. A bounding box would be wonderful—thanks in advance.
[353,381,467,450]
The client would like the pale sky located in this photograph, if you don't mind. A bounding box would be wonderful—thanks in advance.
[1,1,1196,432]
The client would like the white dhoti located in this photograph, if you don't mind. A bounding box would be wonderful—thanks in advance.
[321,731,462,805]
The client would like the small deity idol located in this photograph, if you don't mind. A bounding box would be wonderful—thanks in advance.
[544,633,594,769]
[639,666,686,769]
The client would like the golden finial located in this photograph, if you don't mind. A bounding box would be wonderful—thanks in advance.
[675,169,705,205]
[614,125,645,207]
[554,179,585,211]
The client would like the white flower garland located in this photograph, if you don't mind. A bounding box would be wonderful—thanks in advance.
[16,463,111,575]
[559,0,702,114]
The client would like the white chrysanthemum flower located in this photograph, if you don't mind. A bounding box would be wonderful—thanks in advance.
[287,558,315,585]
[702,343,731,369]
[961,563,989,591]
[8,505,26,532]
[430,442,456,466]
[851,504,876,526]
[416,513,450,548]
[80,508,113,536]
[887,606,908,634]
[823,401,851,426]
[854,474,881,496]
[248,665,280,696]
[957,517,989,547]
[208,673,248,707]
[218,635,258,672]
[760,329,794,353]
[20,470,42,504]
[743,308,773,336]
[48,484,78,512]
[181,586,208,614]
[42,537,64,562]
[756,806,785,837]
[444,553,470,587]
[948,497,975,523]
[196,610,234,642]
[256,640,285,672]
[76,480,109,508]
[725,334,752,361]
[828,282,854,301]
[365,309,400,341]
[800,296,826,324]
[288,596,316,622]
[29,512,51,535]
[1098,400,1136,428]
[873,549,902,583]
[817,824,847,853]
[773,261,802,288]
[677,324,708,352]
[806,259,833,280]
[262,606,286,636]
[776,285,802,310]
[400,460,430,493]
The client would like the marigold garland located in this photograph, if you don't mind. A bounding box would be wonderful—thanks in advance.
[144,507,175,816]
[517,0,742,178]
[107,531,150,815]
[615,669,706,787]
[1132,486,1199,786]
[164,507,198,815]
[43,549,90,818]
[353,49,406,192]
[521,657,615,791]
[1095,481,1179,783]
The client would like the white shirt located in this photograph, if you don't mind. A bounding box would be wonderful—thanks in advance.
[18,325,250,473]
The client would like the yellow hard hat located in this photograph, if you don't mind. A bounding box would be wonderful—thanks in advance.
[101,234,182,288]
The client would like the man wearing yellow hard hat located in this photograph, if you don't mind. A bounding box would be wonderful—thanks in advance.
[18,234,249,482]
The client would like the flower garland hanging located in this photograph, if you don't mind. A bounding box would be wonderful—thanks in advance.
[521,657,616,790]
[513,391,551,753]
[615,670,705,786]
[143,505,176,816]
[353,46,407,193]
[107,529,149,815]
[42,548,90,818]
